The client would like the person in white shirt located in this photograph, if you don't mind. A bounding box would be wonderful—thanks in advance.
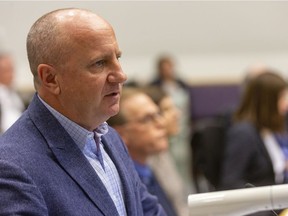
[0,53,24,133]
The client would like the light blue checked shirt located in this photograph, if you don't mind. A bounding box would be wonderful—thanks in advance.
[38,96,127,216]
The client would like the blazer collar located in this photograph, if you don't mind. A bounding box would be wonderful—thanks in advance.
[28,94,119,216]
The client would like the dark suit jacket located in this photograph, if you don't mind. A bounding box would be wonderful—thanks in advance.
[219,121,278,216]
[219,121,275,190]
[0,94,166,216]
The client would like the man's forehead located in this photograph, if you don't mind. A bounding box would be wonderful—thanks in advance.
[126,95,157,110]
[55,9,108,29]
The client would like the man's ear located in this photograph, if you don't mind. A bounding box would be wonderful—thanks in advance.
[37,64,60,95]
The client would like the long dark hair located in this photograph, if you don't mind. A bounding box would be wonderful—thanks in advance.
[234,70,287,132]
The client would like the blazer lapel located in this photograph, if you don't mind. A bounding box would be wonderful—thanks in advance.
[102,133,137,216]
[28,94,119,216]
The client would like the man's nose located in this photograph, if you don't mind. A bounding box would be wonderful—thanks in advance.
[108,62,127,83]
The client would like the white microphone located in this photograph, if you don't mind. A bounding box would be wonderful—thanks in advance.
[188,184,288,216]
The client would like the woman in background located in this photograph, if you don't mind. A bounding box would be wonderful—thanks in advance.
[219,70,288,215]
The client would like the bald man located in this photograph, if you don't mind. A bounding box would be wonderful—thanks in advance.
[0,8,166,216]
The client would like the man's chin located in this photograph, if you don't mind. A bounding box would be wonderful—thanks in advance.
[107,106,120,117]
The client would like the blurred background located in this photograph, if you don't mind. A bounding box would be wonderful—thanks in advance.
[2,1,288,203]
[0,1,288,91]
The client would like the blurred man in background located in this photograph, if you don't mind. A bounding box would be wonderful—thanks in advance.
[0,53,24,133]
[108,87,178,216]
[150,54,193,193]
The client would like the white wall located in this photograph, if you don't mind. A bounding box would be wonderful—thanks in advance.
[1,1,288,90]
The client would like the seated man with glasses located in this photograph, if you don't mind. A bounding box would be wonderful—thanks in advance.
[107,87,178,216]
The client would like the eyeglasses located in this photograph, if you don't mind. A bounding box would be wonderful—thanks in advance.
[127,112,163,125]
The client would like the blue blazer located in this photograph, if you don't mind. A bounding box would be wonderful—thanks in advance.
[0,94,166,216]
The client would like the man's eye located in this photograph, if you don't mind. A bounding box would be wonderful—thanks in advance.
[94,60,105,67]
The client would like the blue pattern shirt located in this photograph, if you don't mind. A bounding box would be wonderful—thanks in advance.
[38,96,127,216]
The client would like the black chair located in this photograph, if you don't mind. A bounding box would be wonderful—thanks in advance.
[190,116,230,193]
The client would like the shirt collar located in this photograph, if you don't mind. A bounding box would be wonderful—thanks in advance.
[38,95,109,150]
[94,122,109,137]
